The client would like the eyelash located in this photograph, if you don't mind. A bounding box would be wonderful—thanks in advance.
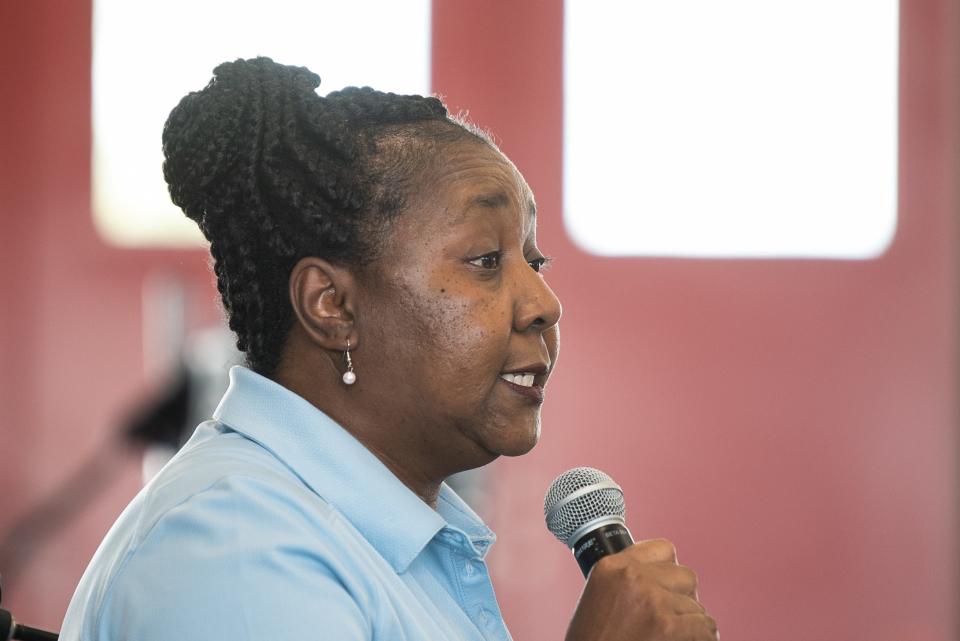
[468,252,554,273]
[529,256,554,273]
[470,252,502,270]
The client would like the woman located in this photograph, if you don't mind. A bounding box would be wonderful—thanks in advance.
[61,58,717,641]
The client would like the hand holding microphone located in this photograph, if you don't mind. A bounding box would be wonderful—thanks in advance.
[545,468,719,641]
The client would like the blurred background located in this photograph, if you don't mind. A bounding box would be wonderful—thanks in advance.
[1,1,957,640]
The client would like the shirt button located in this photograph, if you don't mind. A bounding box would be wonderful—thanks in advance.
[464,561,476,576]
[478,608,497,628]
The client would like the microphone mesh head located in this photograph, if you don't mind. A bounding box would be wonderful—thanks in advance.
[543,467,626,544]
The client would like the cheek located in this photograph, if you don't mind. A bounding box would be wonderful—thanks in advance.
[368,268,513,400]
[398,282,509,397]
[426,292,510,378]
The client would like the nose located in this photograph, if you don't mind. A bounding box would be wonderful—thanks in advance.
[514,265,562,333]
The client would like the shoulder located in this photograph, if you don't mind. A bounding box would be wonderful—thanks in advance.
[141,423,334,530]
[64,422,375,641]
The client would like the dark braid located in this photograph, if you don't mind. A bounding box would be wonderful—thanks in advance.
[162,57,487,377]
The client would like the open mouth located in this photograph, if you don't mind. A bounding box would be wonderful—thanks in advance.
[498,368,547,402]
[499,372,536,387]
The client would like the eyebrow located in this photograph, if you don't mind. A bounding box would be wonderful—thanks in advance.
[468,192,510,210]
[465,192,537,217]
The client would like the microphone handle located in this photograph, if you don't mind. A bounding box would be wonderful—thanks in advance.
[572,523,634,578]
[13,623,59,641]
[0,609,59,641]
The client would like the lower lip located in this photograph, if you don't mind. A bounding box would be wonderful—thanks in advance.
[499,377,545,403]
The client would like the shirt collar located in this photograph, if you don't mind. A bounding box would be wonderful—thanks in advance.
[436,486,497,560]
[212,366,494,572]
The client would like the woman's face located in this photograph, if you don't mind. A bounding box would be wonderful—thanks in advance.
[356,139,561,472]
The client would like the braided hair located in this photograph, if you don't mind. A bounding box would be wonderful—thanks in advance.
[162,57,488,378]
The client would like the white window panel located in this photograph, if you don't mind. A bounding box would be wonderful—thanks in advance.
[93,0,431,247]
[564,1,898,258]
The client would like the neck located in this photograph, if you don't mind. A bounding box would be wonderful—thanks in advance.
[274,348,452,509]
[362,440,444,508]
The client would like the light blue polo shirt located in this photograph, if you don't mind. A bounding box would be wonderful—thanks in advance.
[60,366,512,641]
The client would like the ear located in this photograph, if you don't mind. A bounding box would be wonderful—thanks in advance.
[288,256,358,351]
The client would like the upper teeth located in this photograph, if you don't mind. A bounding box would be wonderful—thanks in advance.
[501,372,535,387]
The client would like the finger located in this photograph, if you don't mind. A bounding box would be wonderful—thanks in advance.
[629,538,677,564]
[658,591,705,615]
[667,612,719,641]
[653,563,699,599]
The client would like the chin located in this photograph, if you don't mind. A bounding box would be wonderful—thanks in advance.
[463,412,541,461]
[495,423,541,458]
[500,440,538,458]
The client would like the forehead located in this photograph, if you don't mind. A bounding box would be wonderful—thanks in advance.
[424,140,536,226]
[370,139,539,277]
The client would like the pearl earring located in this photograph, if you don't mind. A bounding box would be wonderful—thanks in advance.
[342,339,356,385]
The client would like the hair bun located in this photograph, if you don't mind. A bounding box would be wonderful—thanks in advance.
[161,57,322,229]
[210,57,321,94]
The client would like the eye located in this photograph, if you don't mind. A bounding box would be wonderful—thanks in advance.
[528,256,553,273]
[468,251,502,270]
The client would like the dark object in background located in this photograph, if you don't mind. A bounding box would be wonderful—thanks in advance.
[124,367,192,449]
[0,368,191,590]
[0,576,59,640]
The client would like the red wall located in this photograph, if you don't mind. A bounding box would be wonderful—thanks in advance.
[432,2,959,640]
[0,0,221,629]
[2,2,957,640]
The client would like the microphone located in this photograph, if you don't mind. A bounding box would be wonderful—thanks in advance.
[544,467,634,577]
